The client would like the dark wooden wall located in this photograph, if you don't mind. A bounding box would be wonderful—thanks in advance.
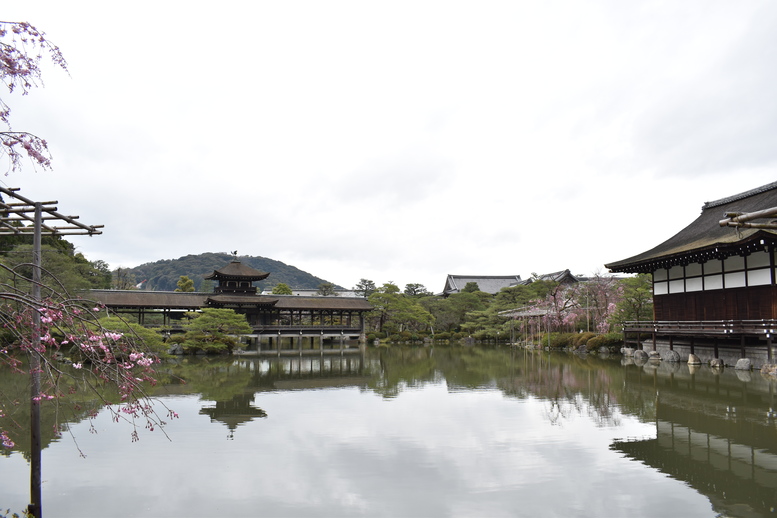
[654,285,777,321]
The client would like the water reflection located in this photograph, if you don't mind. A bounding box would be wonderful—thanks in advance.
[614,358,777,517]
[1,348,776,516]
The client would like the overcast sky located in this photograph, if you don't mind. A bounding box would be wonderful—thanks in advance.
[3,1,777,292]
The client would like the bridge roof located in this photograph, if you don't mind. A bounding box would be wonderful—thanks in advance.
[88,290,208,309]
[88,290,372,311]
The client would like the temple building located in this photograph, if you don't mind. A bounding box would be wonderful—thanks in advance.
[89,259,372,355]
[605,181,777,367]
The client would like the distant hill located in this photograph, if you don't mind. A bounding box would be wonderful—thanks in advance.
[122,252,338,292]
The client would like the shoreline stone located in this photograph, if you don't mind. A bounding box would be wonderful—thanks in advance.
[735,358,752,371]
[662,350,681,362]
[760,363,777,378]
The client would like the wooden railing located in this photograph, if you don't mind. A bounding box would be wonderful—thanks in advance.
[622,320,777,337]
[142,323,362,335]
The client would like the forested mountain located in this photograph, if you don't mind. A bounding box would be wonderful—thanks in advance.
[118,252,338,292]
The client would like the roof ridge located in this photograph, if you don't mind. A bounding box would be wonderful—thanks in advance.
[703,181,777,210]
[448,274,522,279]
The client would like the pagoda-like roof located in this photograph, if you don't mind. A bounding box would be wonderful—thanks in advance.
[605,181,777,274]
[204,260,270,281]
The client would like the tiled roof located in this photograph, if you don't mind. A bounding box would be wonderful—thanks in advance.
[605,182,777,273]
[204,261,270,281]
[87,290,372,311]
[443,275,522,295]
[207,294,279,306]
[88,290,208,309]
[273,296,372,310]
[535,269,578,284]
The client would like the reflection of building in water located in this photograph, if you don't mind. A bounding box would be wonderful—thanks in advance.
[613,417,777,517]
[198,356,373,438]
[614,363,777,516]
[249,355,371,392]
[200,392,267,439]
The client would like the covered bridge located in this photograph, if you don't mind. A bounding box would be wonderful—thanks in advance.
[90,260,372,354]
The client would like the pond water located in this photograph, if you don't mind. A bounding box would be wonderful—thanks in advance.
[1,347,776,517]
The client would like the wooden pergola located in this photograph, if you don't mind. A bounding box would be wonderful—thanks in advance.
[0,187,102,518]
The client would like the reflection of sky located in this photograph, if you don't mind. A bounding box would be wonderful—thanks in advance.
[2,383,713,517]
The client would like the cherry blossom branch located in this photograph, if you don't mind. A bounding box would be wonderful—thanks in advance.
[0,21,68,174]
[0,264,177,450]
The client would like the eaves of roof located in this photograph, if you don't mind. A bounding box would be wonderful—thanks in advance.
[605,182,777,273]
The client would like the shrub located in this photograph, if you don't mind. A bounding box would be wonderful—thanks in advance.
[548,332,576,349]
[585,332,624,351]
[573,332,597,347]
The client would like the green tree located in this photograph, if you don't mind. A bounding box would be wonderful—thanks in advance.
[611,274,653,325]
[461,282,480,293]
[272,282,293,295]
[404,283,432,297]
[176,308,252,354]
[175,275,195,292]
[353,278,377,298]
[113,267,137,290]
[0,244,107,294]
[420,292,488,333]
[317,282,337,296]
[367,289,433,336]
[379,281,400,294]
[84,259,112,289]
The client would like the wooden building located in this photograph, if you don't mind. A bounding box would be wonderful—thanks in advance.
[605,181,777,367]
[89,260,372,355]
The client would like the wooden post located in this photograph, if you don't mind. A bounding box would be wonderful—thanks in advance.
[29,203,42,518]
